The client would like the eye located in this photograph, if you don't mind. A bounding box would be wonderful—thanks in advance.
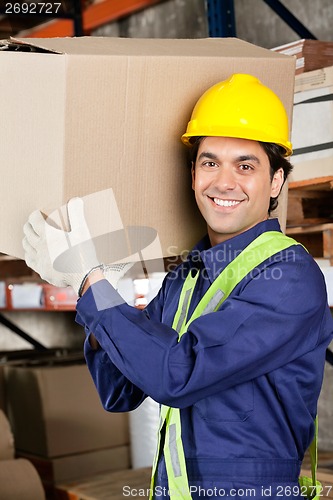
[239,163,253,172]
[201,161,218,169]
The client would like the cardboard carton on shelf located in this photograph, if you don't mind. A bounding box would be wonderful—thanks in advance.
[0,458,46,500]
[0,409,45,499]
[290,66,333,183]
[0,409,15,460]
[294,65,333,93]
[272,39,333,75]
[4,361,129,458]
[0,36,295,261]
[18,445,130,487]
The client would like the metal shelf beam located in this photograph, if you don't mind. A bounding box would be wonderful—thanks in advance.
[206,0,236,37]
[262,0,317,40]
[14,0,165,38]
[207,0,317,41]
[0,313,47,351]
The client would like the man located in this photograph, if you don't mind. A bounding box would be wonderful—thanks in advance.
[23,74,333,499]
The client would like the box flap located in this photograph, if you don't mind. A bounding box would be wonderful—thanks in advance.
[0,37,61,54]
[10,36,293,58]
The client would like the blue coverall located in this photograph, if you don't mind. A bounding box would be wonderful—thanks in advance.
[76,218,333,499]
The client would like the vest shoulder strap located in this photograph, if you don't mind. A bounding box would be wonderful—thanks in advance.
[182,230,299,333]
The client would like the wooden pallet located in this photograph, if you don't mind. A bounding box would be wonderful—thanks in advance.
[286,176,333,263]
[287,176,333,227]
[54,467,152,500]
[286,222,333,264]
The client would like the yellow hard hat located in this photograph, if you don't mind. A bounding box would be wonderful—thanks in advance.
[181,73,292,156]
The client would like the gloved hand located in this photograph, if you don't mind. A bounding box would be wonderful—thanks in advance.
[23,197,134,296]
[23,197,101,295]
[103,263,134,289]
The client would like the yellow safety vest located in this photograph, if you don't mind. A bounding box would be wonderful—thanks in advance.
[149,231,320,500]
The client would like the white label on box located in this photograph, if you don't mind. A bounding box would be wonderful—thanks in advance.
[292,86,333,164]
[11,283,43,309]
[296,57,305,70]
[0,281,5,308]
[319,266,333,307]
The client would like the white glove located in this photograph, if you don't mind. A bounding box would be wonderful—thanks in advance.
[23,198,100,295]
[23,197,134,296]
[103,263,134,289]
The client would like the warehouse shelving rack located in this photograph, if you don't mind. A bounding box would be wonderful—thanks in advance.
[0,0,331,360]
[0,0,168,38]
[0,0,320,40]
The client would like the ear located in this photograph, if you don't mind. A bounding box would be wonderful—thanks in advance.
[270,168,284,198]
[191,162,195,191]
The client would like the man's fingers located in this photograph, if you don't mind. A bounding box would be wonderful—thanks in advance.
[26,210,46,237]
[23,220,41,248]
[22,233,39,273]
[22,235,37,255]
[67,197,86,231]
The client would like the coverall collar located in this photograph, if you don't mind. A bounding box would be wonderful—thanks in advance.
[188,218,282,283]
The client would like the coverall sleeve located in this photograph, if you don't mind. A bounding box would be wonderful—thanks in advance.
[76,252,332,410]
[77,280,167,412]
[84,339,147,412]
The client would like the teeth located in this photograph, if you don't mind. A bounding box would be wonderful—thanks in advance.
[213,198,240,207]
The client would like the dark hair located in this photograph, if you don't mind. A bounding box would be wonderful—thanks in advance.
[189,137,293,214]
[259,142,293,213]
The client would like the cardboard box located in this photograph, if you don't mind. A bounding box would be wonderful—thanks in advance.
[290,79,333,182]
[0,409,15,460]
[0,36,295,260]
[273,39,333,75]
[294,65,333,93]
[4,362,129,457]
[289,156,333,183]
[292,83,333,162]
[0,458,45,500]
[18,445,130,485]
[290,65,333,182]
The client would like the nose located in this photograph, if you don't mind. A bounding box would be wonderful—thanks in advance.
[215,166,237,191]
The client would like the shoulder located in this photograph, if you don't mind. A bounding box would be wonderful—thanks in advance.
[241,242,328,313]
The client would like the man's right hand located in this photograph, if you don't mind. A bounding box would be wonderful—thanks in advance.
[23,197,101,295]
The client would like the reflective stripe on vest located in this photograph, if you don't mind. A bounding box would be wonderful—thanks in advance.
[149,231,299,500]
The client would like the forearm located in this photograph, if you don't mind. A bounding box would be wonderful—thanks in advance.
[84,338,147,411]
[80,269,105,350]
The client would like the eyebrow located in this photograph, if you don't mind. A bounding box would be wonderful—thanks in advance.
[197,152,261,164]
[237,154,261,164]
[197,151,219,161]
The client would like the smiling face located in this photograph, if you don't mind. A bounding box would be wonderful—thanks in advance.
[192,137,284,246]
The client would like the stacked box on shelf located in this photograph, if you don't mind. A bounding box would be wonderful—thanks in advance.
[1,280,77,311]
[4,360,130,491]
[291,66,333,182]
[272,39,333,75]
[0,409,45,499]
